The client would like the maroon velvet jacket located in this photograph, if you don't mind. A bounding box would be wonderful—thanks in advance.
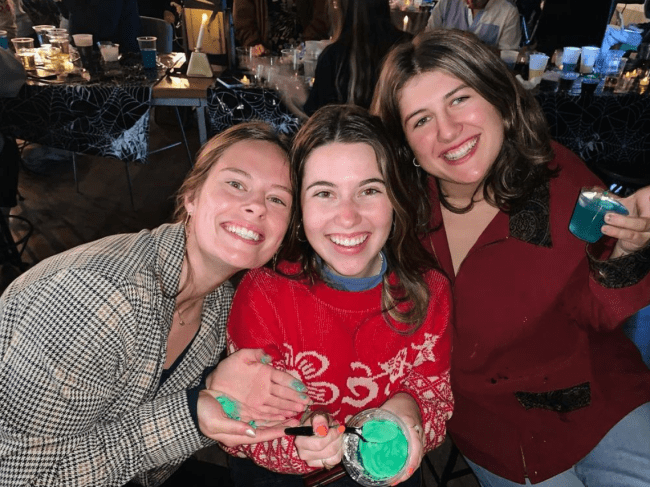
[423,142,650,483]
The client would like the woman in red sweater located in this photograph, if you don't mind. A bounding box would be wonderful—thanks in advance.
[371,30,650,486]
[223,105,454,486]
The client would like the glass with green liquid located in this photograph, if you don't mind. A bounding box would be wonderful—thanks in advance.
[342,408,410,486]
[569,187,629,243]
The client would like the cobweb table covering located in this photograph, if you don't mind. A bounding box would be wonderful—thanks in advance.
[206,85,302,137]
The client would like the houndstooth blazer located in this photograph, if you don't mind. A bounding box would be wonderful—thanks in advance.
[0,223,234,486]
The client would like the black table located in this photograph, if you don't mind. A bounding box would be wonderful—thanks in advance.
[0,54,167,163]
[536,90,650,192]
[206,84,302,137]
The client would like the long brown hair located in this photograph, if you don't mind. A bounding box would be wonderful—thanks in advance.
[371,29,555,219]
[284,105,439,331]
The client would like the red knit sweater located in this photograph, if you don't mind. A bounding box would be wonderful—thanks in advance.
[224,265,454,474]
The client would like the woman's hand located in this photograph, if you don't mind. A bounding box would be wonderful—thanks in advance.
[602,186,650,258]
[295,412,344,469]
[197,390,299,447]
[380,393,424,485]
[207,349,311,422]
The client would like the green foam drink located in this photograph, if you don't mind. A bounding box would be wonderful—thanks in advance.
[342,409,410,486]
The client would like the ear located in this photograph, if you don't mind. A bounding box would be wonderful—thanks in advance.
[184,192,196,216]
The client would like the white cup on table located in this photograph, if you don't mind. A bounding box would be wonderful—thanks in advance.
[580,46,599,74]
[528,53,549,80]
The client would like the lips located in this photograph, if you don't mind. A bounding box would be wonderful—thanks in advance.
[223,223,263,243]
[441,135,479,162]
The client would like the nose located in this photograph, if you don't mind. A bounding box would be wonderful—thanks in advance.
[336,198,362,228]
[244,191,267,218]
[436,110,462,143]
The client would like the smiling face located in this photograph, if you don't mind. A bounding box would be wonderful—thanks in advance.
[300,142,393,279]
[399,69,505,198]
[184,139,292,275]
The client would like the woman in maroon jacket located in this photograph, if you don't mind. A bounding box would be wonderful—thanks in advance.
[372,29,650,487]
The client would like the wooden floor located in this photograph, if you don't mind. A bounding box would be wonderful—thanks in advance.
[2,112,481,487]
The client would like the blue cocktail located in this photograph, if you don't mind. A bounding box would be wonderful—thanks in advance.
[569,189,629,243]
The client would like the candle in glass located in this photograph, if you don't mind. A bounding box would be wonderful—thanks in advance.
[196,13,208,51]
[403,16,409,32]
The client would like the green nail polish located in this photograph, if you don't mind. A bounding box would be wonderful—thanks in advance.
[299,393,308,400]
[291,380,307,392]
[261,354,272,364]
[249,420,257,429]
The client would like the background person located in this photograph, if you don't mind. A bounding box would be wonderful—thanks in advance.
[372,29,650,487]
[303,0,412,116]
[233,0,330,56]
[222,105,453,486]
[63,0,142,52]
[0,122,310,486]
[426,0,521,50]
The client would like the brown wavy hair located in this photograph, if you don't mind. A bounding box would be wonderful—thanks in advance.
[284,104,439,331]
[370,29,556,220]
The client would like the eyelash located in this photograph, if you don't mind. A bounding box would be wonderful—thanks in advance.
[413,95,470,129]
[229,181,287,207]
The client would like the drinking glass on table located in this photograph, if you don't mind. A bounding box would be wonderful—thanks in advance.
[528,53,549,80]
[72,33,94,69]
[11,37,36,70]
[500,50,518,71]
[33,25,55,46]
[137,36,157,69]
[580,46,599,74]
[561,47,581,72]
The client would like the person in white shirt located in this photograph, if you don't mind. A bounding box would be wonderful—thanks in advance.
[426,0,522,50]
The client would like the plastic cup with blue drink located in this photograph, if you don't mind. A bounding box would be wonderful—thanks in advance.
[0,30,8,49]
[569,187,629,243]
[561,47,581,73]
[137,36,157,69]
[342,409,411,487]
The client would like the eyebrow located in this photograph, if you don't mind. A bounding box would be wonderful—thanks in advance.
[304,177,386,191]
[403,82,470,125]
[221,167,292,195]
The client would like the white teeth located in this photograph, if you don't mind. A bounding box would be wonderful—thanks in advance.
[330,235,368,247]
[443,137,478,161]
[225,224,260,241]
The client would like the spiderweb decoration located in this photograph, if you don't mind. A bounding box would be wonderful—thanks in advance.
[536,92,650,172]
[0,82,152,163]
[206,86,302,137]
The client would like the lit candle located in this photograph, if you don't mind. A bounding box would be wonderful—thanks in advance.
[196,13,208,51]
[241,75,250,85]
[403,15,409,32]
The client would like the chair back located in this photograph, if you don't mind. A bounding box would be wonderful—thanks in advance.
[140,16,174,53]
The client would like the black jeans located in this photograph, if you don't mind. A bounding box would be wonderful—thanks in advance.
[229,456,421,487]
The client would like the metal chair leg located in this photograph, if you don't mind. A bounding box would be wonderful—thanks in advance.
[174,106,194,168]
[72,152,79,193]
[124,162,135,210]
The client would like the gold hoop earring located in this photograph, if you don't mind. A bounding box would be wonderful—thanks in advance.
[412,157,421,167]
